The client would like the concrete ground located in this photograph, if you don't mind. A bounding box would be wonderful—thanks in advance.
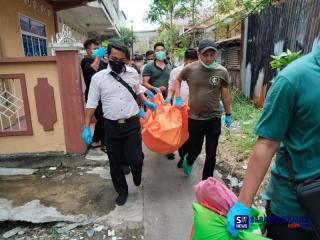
[143,148,206,240]
[0,145,221,240]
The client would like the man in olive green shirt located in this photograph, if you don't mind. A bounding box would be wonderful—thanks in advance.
[143,42,173,99]
[226,44,320,240]
[174,38,232,180]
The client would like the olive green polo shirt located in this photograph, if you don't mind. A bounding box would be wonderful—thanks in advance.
[255,44,320,229]
[179,61,230,120]
[142,60,172,97]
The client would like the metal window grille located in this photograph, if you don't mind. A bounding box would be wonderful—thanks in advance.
[0,79,25,131]
[19,15,48,57]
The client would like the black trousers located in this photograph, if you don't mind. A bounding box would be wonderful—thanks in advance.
[92,101,104,143]
[185,118,221,180]
[266,201,317,240]
[178,136,189,159]
[104,118,144,195]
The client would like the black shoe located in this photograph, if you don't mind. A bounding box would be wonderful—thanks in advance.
[116,193,128,206]
[123,166,130,175]
[133,172,142,186]
[166,153,175,160]
[177,159,183,168]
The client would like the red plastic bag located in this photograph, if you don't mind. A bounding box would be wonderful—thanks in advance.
[141,93,189,155]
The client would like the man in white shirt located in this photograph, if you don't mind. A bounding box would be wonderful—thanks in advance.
[164,49,198,168]
[82,42,157,206]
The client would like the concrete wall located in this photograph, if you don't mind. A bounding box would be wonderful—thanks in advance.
[0,0,55,57]
[0,60,66,154]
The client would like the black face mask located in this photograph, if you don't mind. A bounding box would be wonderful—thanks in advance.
[109,60,125,73]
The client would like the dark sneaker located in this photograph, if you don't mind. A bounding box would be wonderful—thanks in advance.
[133,172,142,186]
[116,193,128,206]
[123,166,130,175]
[177,159,183,168]
[166,153,175,160]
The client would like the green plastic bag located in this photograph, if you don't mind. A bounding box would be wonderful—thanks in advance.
[193,203,271,240]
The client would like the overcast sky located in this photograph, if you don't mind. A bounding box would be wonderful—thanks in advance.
[119,0,158,31]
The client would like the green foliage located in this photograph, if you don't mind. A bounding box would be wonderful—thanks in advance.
[172,35,192,62]
[145,0,206,28]
[242,0,272,12]
[108,27,136,47]
[145,0,183,29]
[154,27,179,51]
[101,40,109,48]
[216,0,239,14]
[173,46,187,63]
[174,0,204,23]
[229,88,261,155]
[216,0,272,16]
[270,49,302,70]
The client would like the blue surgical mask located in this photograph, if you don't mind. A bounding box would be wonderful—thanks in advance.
[155,51,166,61]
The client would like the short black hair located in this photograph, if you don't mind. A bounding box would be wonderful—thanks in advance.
[153,42,165,50]
[145,50,154,56]
[107,42,130,59]
[134,54,144,61]
[83,38,100,49]
[185,48,198,60]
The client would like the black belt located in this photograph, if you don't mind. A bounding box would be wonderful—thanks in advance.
[105,115,138,124]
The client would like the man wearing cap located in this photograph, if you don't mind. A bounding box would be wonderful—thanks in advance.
[174,38,232,180]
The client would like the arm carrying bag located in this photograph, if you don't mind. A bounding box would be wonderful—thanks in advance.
[285,151,320,239]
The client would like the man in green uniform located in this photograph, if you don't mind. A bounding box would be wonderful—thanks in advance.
[226,44,320,240]
[174,38,232,180]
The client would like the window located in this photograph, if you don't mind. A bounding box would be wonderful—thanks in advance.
[19,15,48,57]
[0,74,33,136]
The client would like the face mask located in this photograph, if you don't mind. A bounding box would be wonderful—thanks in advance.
[200,60,218,69]
[109,60,125,73]
[155,51,166,61]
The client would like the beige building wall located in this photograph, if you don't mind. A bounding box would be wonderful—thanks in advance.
[0,0,55,57]
[0,62,66,154]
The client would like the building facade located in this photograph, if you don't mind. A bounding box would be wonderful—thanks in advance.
[0,0,125,156]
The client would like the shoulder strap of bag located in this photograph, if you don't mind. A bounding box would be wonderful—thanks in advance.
[109,71,139,105]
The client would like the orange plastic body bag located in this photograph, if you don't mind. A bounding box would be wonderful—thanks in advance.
[141,93,189,155]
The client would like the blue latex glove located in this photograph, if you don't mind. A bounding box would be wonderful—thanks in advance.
[82,127,92,145]
[145,100,157,112]
[174,96,183,109]
[227,201,252,238]
[146,90,155,100]
[164,97,171,104]
[153,87,161,93]
[138,108,146,119]
[225,115,232,128]
[92,47,107,58]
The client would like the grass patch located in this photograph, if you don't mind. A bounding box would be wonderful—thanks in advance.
[229,88,262,155]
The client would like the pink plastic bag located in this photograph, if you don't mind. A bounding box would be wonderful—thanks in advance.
[195,177,237,217]
[189,177,238,239]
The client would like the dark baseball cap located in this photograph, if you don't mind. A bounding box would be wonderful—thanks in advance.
[198,38,217,53]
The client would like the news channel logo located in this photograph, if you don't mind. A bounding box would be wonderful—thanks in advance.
[235,215,249,229]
